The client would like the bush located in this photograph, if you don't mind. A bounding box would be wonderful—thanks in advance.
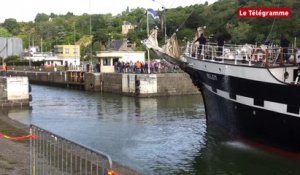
[5,55,20,62]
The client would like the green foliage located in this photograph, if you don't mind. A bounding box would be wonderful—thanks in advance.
[5,55,19,62]
[92,41,102,52]
[228,22,252,44]
[0,27,12,37]
[4,55,29,66]
[34,13,49,23]
[177,28,194,44]
[2,18,19,35]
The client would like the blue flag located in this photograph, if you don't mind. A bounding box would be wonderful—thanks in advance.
[147,8,159,20]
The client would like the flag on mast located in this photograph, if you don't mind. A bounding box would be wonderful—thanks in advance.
[147,8,160,20]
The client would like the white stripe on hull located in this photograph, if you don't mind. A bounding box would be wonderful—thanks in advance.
[204,83,300,117]
[264,101,287,115]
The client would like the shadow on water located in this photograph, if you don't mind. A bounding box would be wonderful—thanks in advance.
[6,85,300,175]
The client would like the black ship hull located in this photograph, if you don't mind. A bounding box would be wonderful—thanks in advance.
[201,79,300,151]
[155,50,300,152]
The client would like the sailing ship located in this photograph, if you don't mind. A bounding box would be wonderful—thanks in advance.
[144,26,300,151]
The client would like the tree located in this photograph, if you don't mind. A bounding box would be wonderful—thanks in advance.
[0,27,12,37]
[65,12,74,17]
[177,28,194,44]
[228,22,252,44]
[3,18,20,35]
[92,41,102,52]
[35,13,50,23]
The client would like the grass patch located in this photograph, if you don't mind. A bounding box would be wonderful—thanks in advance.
[0,155,15,171]
[0,117,29,143]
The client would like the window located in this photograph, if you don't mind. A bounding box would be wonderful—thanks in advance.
[65,48,69,54]
[73,48,78,54]
[103,58,111,66]
[54,47,63,54]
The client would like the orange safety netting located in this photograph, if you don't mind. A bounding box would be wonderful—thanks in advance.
[0,133,38,140]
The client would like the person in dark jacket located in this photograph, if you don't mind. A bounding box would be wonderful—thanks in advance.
[194,33,206,57]
[280,34,290,62]
[217,34,225,56]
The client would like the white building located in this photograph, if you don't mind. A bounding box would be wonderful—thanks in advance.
[23,45,80,67]
[95,40,145,73]
[96,39,145,73]
[96,51,145,73]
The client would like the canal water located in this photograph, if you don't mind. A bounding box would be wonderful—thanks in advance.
[8,85,300,175]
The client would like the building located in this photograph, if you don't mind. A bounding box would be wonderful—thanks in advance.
[121,21,136,36]
[96,40,145,73]
[0,37,23,59]
[54,45,80,66]
[23,45,80,67]
[23,46,58,65]
[96,51,145,73]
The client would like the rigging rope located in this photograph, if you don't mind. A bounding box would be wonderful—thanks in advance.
[264,0,281,43]
[172,0,244,36]
[172,0,202,34]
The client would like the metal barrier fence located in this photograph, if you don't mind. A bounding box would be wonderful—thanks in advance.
[30,124,113,175]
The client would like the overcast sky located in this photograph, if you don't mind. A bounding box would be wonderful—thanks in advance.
[0,0,217,23]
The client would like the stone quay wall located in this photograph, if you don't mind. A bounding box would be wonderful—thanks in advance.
[0,77,30,108]
[7,71,200,97]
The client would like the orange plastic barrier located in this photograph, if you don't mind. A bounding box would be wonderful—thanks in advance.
[0,133,38,140]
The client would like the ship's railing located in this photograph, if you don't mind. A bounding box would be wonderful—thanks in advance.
[30,124,114,175]
[185,42,299,67]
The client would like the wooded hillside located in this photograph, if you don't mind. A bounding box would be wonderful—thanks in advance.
[0,0,299,59]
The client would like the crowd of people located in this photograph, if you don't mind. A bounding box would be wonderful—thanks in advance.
[114,59,181,74]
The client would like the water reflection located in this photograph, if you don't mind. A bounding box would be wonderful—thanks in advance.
[6,85,300,175]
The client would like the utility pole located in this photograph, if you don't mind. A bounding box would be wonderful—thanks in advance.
[147,10,151,74]
[73,22,76,45]
[89,0,93,72]
[40,38,43,53]
[152,0,167,42]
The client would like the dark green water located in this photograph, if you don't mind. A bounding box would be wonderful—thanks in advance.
[7,85,300,175]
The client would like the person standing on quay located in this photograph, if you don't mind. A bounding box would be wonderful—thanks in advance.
[2,63,7,77]
[135,60,142,74]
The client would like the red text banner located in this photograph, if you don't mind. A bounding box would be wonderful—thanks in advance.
[237,8,291,18]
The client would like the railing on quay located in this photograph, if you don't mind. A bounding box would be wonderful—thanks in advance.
[30,124,114,175]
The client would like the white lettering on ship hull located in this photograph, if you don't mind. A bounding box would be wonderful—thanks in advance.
[206,73,217,81]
